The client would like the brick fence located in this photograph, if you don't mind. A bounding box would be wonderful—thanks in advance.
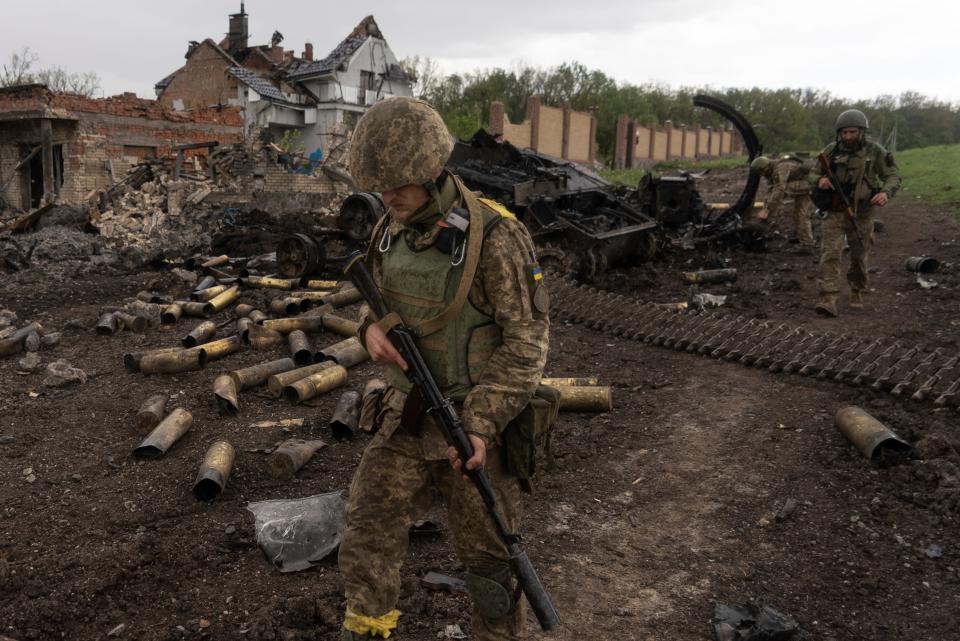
[489,96,596,164]
[613,115,743,169]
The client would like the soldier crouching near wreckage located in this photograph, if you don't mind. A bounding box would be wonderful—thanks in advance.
[749,154,817,252]
[810,109,901,318]
[337,97,550,640]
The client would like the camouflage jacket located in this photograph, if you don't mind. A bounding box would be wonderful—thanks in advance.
[810,139,901,211]
[359,174,550,457]
[764,156,815,213]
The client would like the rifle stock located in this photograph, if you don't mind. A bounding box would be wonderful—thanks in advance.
[818,152,865,248]
[343,251,560,631]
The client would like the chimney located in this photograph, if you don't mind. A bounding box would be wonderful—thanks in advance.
[227,2,248,55]
[303,43,313,61]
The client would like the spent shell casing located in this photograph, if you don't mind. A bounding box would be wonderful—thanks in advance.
[540,377,600,387]
[95,311,120,335]
[229,357,296,391]
[123,346,184,373]
[248,309,268,325]
[161,303,183,325]
[182,320,217,348]
[321,287,362,309]
[133,408,192,458]
[247,324,285,349]
[237,317,253,343]
[321,313,360,337]
[316,336,369,368]
[555,385,613,412]
[242,275,296,290]
[234,303,255,318]
[288,330,314,366]
[330,390,361,440]
[115,311,147,333]
[283,364,348,404]
[266,360,337,398]
[194,334,242,362]
[201,254,230,269]
[178,301,209,318]
[835,406,912,464]
[268,438,326,479]
[139,348,208,375]
[300,278,340,290]
[213,374,239,414]
[262,316,324,335]
[294,290,335,301]
[190,284,228,302]
[681,268,737,284]
[269,297,301,317]
[202,285,240,315]
[192,440,235,501]
[136,394,169,432]
[194,275,217,291]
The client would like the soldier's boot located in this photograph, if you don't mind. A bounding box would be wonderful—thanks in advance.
[815,295,838,318]
[341,631,373,641]
[849,290,864,310]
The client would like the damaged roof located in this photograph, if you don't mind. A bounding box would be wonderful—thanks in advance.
[226,67,293,104]
[286,15,381,80]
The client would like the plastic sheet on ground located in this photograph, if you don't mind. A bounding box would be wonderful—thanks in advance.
[713,599,801,641]
[247,491,346,572]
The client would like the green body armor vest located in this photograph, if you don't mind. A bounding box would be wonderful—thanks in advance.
[379,209,503,401]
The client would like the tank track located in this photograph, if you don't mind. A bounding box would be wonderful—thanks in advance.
[549,277,960,408]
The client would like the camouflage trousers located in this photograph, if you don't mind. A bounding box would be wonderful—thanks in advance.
[772,195,815,246]
[339,415,525,641]
[817,208,876,297]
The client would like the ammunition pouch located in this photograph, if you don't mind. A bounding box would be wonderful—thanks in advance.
[811,187,833,212]
[502,385,560,491]
[464,571,515,620]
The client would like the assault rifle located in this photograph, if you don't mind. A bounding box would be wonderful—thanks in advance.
[817,151,865,248]
[344,251,560,631]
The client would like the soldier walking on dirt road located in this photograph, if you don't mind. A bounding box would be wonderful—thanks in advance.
[337,97,551,641]
[810,109,901,317]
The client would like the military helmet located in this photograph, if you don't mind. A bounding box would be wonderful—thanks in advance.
[749,156,773,175]
[835,109,869,131]
[347,97,454,192]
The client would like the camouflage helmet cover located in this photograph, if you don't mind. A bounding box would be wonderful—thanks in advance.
[347,97,454,192]
[749,155,773,175]
[835,109,869,131]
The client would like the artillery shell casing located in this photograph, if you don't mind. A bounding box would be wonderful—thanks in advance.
[126,300,163,326]
[194,334,242,362]
[0,322,43,356]
[268,438,326,479]
[262,316,324,335]
[288,330,314,366]
[541,377,600,387]
[133,408,192,458]
[139,348,207,375]
[316,336,369,368]
[229,357,296,391]
[115,311,147,333]
[194,275,217,291]
[556,385,613,412]
[681,268,737,284]
[267,360,337,398]
[161,303,183,325]
[294,290,335,301]
[123,346,183,373]
[284,364,348,404]
[190,284,228,302]
[248,309,268,325]
[359,378,388,432]
[192,440,235,501]
[182,320,217,348]
[248,324,285,349]
[237,317,253,343]
[234,303,255,318]
[178,301,209,318]
[330,390,361,440]
[835,406,912,464]
[136,394,168,432]
[321,287,362,309]
[96,311,120,335]
[201,254,230,269]
[213,374,239,414]
[300,278,340,290]
[202,285,240,315]
[243,275,295,290]
[321,313,360,337]
[269,297,301,317]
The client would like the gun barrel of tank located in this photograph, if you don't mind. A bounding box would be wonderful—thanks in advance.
[266,360,337,398]
[136,394,169,432]
[213,374,239,414]
[192,440,235,501]
[330,390,361,440]
[835,406,911,464]
[203,285,240,315]
[315,336,369,368]
[555,385,613,412]
[182,320,217,348]
[282,364,348,404]
[268,438,326,479]
[320,313,360,337]
[262,316,325,335]
[288,330,314,366]
[229,357,296,391]
[133,408,193,458]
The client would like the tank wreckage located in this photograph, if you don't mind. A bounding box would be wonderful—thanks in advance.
[275,95,762,281]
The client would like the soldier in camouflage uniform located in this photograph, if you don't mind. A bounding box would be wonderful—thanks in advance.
[337,97,550,641]
[810,109,901,317]
[749,154,817,251]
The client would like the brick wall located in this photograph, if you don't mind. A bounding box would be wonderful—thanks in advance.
[613,117,745,169]
[261,163,342,193]
[489,96,596,164]
[158,41,240,110]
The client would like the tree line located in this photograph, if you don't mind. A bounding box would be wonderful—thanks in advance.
[1,47,101,97]
[402,58,960,163]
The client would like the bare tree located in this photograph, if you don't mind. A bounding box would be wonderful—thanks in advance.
[1,46,39,86]
[1,46,101,96]
[400,55,441,100]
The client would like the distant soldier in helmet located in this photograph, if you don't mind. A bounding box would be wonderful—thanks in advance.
[749,153,817,252]
[338,97,550,641]
[810,109,901,317]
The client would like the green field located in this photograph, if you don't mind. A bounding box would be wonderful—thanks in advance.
[895,145,960,213]
[601,156,748,186]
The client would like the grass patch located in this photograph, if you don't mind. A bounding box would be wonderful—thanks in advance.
[896,145,960,213]
[600,155,748,186]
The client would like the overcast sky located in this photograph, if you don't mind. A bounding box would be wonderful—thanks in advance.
[2,0,958,104]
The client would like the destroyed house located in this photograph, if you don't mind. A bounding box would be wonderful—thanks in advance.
[155,6,413,157]
[0,84,243,211]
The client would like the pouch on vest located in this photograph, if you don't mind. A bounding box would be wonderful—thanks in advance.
[502,384,560,492]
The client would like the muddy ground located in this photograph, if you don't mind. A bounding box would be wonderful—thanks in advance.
[1,169,959,641]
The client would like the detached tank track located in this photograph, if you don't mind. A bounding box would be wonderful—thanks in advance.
[550,277,960,408]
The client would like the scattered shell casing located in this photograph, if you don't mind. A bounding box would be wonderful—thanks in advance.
[237,317,253,343]
[178,301,209,318]
[194,275,217,291]
[213,374,240,414]
[284,364,348,404]
[190,284,228,302]
[268,439,326,479]
[194,334,242,362]
[248,309,269,325]
[133,408,193,458]
[321,313,360,337]
[835,406,912,464]
[358,378,388,432]
[229,357,296,391]
[95,311,120,335]
[269,297,302,317]
[123,346,184,373]
[201,254,230,269]
[316,336,369,368]
[161,303,183,325]
[261,316,324,335]
[321,287,362,309]
[182,320,217,348]
[266,361,337,398]
[136,394,168,432]
[288,330,314,366]
[243,275,295,290]
[555,385,613,412]
[0,322,43,356]
[681,268,737,284]
[138,348,207,375]
[541,377,600,387]
[115,311,147,333]
[300,278,340,290]
[192,440,235,501]
[234,303,255,318]
[247,324,285,349]
[202,285,240,315]
[294,290,335,302]
[330,390,361,440]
